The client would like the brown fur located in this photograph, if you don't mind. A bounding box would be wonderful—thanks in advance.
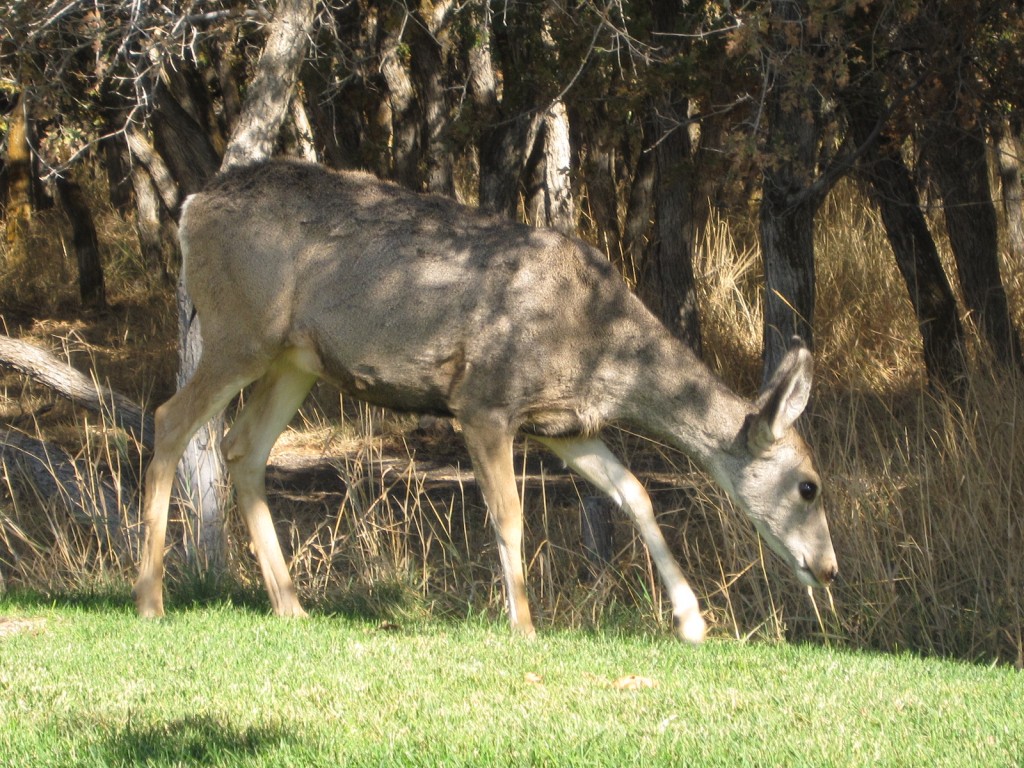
[133,159,837,641]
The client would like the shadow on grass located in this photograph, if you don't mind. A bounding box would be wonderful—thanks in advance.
[0,576,434,627]
[98,715,305,766]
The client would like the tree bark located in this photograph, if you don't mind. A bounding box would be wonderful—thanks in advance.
[758,0,823,381]
[638,103,703,353]
[524,101,576,234]
[4,93,33,268]
[540,100,576,233]
[578,106,622,262]
[622,137,656,282]
[409,1,457,197]
[125,126,181,214]
[378,6,421,188]
[55,175,106,309]
[0,333,153,448]
[994,119,1024,263]
[100,133,134,213]
[129,163,175,280]
[175,287,227,576]
[288,90,319,163]
[152,83,221,196]
[924,120,1024,370]
[633,0,708,352]
[125,125,179,280]
[760,189,818,377]
[466,0,543,218]
[841,77,968,389]
[213,35,244,137]
[220,0,318,170]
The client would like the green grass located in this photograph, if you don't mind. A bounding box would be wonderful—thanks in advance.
[1,598,1020,767]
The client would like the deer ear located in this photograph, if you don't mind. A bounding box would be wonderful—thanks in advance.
[748,339,813,454]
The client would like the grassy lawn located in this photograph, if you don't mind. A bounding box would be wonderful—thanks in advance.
[0,598,1020,767]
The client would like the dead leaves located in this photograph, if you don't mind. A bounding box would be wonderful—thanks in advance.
[0,616,47,639]
[522,670,659,691]
[612,674,658,691]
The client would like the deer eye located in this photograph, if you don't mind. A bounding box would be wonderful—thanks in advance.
[798,481,818,502]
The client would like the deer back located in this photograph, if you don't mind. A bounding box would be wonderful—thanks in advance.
[179,159,663,433]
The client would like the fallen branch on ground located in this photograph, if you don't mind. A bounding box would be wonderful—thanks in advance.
[0,333,153,449]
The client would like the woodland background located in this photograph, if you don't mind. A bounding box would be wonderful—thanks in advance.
[0,0,1022,665]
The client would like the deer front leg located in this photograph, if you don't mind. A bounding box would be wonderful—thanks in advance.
[535,436,707,643]
[462,418,535,639]
[222,356,317,617]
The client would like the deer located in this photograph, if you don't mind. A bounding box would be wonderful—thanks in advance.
[132,158,838,642]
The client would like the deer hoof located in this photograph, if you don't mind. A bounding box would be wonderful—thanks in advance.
[673,607,707,644]
[512,622,538,641]
[132,584,165,619]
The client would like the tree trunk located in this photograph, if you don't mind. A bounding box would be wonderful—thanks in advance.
[924,121,1024,370]
[176,285,227,575]
[994,119,1024,263]
[634,0,708,352]
[4,94,32,268]
[130,162,175,280]
[841,78,968,389]
[760,190,817,378]
[378,8,421,188]
[213,35,244,137]
[125,126,181,214]
[220,0,318,170]
[100,133,134,213]
[466,0,543,218]
[638,103,702,352]
[410,1,457,197]
[126,123,178,280]
[0,333,153,448]
[152,83,221,196]
[758,0,823,381]
[55,175,106,309]
[622,137,656,283]
[578,107,622,262]
[540,101,576,233]
[303,65,352,168]
[477,113,542,219]
[524,131,546,227]
[288,91,319,163]
[523,101,576,234]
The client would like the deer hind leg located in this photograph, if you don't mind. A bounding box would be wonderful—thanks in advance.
[221,353,317,618]
[133,359,260,618]
[534,436,707,643]
[461,418,535,638]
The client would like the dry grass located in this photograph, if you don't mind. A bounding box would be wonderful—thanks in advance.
[1,175,1021,665]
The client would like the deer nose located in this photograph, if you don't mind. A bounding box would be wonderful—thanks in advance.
[817,562,839,585]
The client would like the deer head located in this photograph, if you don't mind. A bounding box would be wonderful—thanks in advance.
[710,342,837,588]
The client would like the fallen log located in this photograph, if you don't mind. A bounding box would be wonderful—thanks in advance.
[0,333,153,449]
[0,333,148,553]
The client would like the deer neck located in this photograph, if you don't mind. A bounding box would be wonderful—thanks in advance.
[616,331,751,475]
